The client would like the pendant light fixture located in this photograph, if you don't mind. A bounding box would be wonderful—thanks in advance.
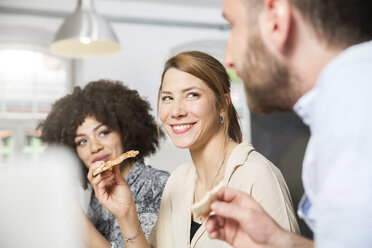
[50,0,121,58]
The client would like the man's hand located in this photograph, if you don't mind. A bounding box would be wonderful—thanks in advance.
[205,187,288,248]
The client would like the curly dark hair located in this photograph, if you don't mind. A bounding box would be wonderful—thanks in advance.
[38,79,163,189]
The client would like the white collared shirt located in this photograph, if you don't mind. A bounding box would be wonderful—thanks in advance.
[294,40,372,248]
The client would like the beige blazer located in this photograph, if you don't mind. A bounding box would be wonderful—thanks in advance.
[149,143,300,248]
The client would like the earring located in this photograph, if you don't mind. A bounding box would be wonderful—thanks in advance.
[220,116,224,124]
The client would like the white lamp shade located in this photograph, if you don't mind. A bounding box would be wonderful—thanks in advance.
[50,0,121,58]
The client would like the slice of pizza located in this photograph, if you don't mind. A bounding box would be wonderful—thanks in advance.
[191,181,224,223]
[93,150,139,177]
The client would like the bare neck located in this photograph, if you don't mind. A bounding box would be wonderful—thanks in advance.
[190,130,238,188]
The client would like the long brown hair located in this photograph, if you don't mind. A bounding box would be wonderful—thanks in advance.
[158,51,242,143]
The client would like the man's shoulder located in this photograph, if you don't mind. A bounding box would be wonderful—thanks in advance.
[319,41,372,84]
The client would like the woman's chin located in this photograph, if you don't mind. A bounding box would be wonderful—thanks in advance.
[171,140,193,149]
[173,144,191,149]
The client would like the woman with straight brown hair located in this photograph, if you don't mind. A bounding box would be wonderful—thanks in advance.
[88,51,299,248]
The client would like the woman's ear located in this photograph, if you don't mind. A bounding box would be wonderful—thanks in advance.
[219,93,231,117]
[260,0,292,52]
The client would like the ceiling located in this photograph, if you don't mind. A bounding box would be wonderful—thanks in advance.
[0,0,228,30]
[106,0,224,8]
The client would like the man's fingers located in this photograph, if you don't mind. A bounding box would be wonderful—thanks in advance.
[208,229,225,240]
[206,215,226,240]
[217,187,248,203]
[216,187,259,212]
[206,215,224,231]
[216,213,226,227]
[205,215,218,232]
[210,200,248,222]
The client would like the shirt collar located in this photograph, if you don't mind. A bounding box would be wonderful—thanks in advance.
[292,41,372,127]
[293,88,316,127]
[188,143,255,184]
[223,142,255,181]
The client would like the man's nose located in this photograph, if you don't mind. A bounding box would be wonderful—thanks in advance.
[224,37,235,69]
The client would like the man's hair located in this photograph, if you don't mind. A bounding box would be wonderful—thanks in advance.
[290,0,372,47]
[38,79,163,189]
[247,0,372,47]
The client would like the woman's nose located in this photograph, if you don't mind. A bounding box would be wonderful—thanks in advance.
[171,100,187,118]
[90,139,103,153]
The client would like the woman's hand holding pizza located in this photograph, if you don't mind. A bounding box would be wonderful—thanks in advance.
[88,162,135,221]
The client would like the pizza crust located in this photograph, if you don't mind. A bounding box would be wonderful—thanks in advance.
[191,181,224,222]
[92,150,139,177]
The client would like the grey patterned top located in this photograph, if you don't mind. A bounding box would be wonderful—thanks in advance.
[87,160,170,248]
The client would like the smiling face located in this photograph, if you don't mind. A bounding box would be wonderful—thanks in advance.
[75,116,123,169]
[159,68,222,150]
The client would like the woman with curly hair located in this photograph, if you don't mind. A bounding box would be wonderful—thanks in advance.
[38,80,169,248]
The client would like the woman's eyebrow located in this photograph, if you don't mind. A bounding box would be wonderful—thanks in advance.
[161,87,202,94]
[75,124,105,138]
[182,87,202,93]
[93,124,105,132]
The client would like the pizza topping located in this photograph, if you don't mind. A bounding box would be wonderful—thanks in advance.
[92,150,139,177]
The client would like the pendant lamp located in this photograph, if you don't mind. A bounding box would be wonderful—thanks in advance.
[50,0,121,58]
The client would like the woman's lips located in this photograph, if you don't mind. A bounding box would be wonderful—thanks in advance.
[171,123,195,134]
[92,154,111,164]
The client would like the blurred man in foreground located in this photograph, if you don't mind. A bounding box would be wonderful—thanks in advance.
[206,0,372,247]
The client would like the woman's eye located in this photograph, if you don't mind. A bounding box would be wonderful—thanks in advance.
[161,96,172,102]
[76,139,87,146]
[99,130,110,137]
[187,92,200,99]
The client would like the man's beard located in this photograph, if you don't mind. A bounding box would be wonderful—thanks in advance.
[238,33,299,114]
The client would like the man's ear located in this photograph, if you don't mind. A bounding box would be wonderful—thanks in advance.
[261,0,292,52]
